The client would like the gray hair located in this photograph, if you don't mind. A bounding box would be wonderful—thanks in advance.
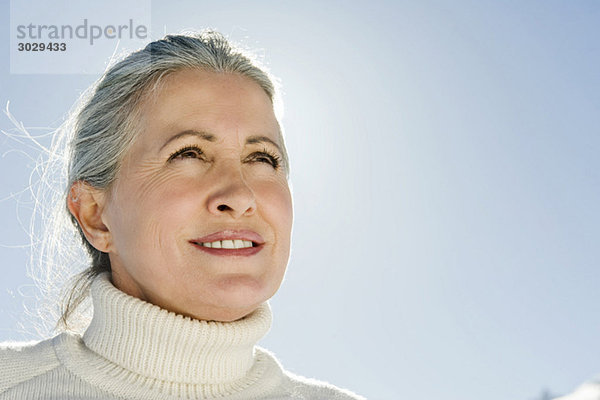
[33,30,288,333]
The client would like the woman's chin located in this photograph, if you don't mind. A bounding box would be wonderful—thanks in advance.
[177,277,274,322]
[187,301,264,322]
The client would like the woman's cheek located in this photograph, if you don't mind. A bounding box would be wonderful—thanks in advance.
[255,180,290,212]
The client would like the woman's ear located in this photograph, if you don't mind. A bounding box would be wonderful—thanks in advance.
[67,181,112,253]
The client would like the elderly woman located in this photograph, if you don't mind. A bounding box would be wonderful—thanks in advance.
[0,31,363,399]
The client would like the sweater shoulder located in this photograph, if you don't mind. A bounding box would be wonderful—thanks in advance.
[0,335,62,394]
[255,347,366,400]
[283,370,366,400]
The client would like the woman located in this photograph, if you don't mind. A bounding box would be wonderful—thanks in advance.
[0,31,364,399]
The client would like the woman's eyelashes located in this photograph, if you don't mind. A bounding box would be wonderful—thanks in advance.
[244,147,281,169]
[168,145,281,170]
[168,145,204,161]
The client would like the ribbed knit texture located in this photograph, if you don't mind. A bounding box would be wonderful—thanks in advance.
[0,273,365,399]
[82,273,270,385]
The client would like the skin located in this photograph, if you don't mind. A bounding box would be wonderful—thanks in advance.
[68,69,293,322]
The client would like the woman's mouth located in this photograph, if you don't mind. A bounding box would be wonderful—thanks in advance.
[189,230,265,256]
[190,240,264,256]
[200,239,255,249]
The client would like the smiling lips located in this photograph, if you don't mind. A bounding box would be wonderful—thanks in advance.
[190,229,265,257]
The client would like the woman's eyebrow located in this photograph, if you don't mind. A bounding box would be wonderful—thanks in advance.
[160,130,216,151]
[160,130,282,154]
[245,135,283,155]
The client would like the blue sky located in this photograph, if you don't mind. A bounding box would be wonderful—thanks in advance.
[1,1,599,399]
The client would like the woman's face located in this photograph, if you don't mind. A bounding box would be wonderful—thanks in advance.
[100,69,293,322]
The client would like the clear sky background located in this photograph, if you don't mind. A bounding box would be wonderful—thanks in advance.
[1,1,599,399]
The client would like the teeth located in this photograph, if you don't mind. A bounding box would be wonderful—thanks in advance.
[200,240,254,249]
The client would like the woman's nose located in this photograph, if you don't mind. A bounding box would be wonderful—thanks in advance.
[206,167,257,219]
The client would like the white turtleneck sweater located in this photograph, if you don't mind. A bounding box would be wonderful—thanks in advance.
[0,273,364,399]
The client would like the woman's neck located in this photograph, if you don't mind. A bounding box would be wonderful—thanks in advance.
[82,272,272,384]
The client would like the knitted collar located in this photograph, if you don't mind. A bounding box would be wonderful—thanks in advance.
[82,272,272,385]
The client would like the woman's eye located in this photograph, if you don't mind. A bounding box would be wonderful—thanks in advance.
[180,150,200,158]
[248,150,281,169]
[168,146,204,161]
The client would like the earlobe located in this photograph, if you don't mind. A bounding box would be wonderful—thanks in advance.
[67,181,112,253]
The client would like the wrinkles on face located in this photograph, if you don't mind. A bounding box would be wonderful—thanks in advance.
[102,69,293,321]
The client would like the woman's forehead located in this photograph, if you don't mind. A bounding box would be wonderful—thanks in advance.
[140,69,278,135]
[149,68,272,112]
